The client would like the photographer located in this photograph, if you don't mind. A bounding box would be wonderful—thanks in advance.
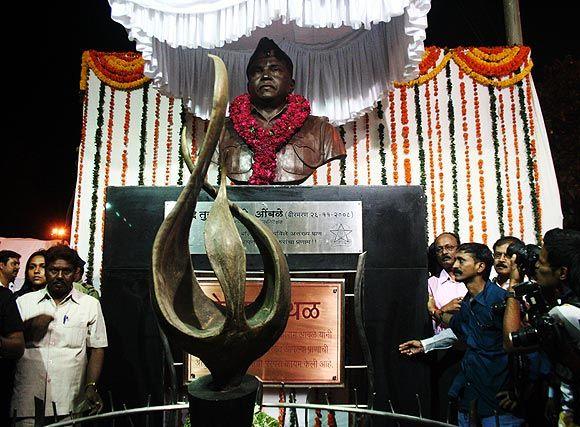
[503,228,580,425]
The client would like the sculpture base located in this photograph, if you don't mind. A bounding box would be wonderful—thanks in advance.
[188,374,259,427]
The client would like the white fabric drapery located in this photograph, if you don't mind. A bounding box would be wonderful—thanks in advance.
[109,0,431,124]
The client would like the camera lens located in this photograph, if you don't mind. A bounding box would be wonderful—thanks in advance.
[510,326,540,349]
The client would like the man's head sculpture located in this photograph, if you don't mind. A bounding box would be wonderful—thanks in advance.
[151,55,292,390]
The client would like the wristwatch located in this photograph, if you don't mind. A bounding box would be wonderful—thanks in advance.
[506,290,517,299]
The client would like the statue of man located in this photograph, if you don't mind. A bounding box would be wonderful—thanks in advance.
[219,37,346,185]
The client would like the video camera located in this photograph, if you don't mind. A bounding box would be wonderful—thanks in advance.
[506,241,541,280]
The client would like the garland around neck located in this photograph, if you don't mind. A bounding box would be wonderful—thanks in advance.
[229,93,310,185]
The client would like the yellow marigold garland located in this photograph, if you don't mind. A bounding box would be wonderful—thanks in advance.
[459,77,474,241]
[498,91,514,235]
[524,76,543,239]
[425,79,438,237]
[510,85,525,239]
[433,77,446,232]
[81,50,150,91]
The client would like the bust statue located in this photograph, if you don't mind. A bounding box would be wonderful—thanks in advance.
[220,37,346,185]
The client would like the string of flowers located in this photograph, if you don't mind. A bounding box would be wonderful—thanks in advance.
[314,408,322,427]
[510,85,525,238]
[339,126,347,185]
[100,88,116,256]
[518,79,541,242]
[177,102,186,185]
[138,82,150,185]
[165,97,175,185]
[81,50,150,91]
[472,80,488,244]
[86,82,106,284]
[312,169,318,185]
[376,100,388,185]
[434,76,446,232]
[414,84,429,242]
[454,46,530,77]
[278,388,286,426]
[121,91,131,185]
[74,87,90,249]
[424,79,438,237]
[352,120,359,185]
[488,85,505,237]
[288,390,298,427]
[445,61,460,234]
[190,117,198,167]
[389,91,399,184]
[400,86,412,184]
[397,49,452,87]
[471,47,515,62]
[524,76,543,241]
[498,91,514,235]
[151,92,162,185]
[365,113,372,185]
[326,161,332,185]
[459,79,474,241]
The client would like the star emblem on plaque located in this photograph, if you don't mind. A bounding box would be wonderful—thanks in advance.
[329,223,353,246]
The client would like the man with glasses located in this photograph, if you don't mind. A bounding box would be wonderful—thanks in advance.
[11,245,107,425]
[401,243,524,426]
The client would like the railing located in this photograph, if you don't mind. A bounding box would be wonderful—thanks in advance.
[44,402,456,427]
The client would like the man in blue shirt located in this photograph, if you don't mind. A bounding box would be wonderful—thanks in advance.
[401,243,524,426]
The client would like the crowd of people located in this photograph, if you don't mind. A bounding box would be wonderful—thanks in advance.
[400,228,580,426]
[0,245,107,426]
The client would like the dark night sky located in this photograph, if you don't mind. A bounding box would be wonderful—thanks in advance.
[1,0,577,239]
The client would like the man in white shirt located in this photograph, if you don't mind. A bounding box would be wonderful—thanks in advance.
[11,245,107,425]
[0,250,21,292]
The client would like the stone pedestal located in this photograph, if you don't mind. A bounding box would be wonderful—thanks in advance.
[188,374,259,427]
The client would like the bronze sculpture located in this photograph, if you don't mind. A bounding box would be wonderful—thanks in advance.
[220,37,346,185]
[151,53,291,402]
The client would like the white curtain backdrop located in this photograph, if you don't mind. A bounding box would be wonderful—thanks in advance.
[109,0,431,124]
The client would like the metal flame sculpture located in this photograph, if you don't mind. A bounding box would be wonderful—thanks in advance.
[151,55,291,390]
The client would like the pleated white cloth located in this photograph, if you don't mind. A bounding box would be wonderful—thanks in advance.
[109,0,431,124]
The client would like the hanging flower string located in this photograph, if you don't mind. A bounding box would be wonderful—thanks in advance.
[121,91,131,185]
[389,91,399,184]
[524,76,542,244]
[278,388,286,426]
[74,87,90,249]
[472,80,488,244]
[488,85,505,237]
[498,91,514,235]
[459,78,474,241]
[137,83,150,185]
[445,61,460,235]
[326,161,332,185]
[165,97,175,185]
[229,93,310,185]
[434,76,446,232]
[376,100,388,185]
[425,79,438,237]
[101,88,116,253]
[81,50,150,91]
[177,102,186,185]
[400,86,412,184]
[365,113,372,184]
[312,169,318,185]
[86,82,107,284]
[510,85,525,239]
[352,120,359,185]
[151,92,161,185]
[338,126,347,185]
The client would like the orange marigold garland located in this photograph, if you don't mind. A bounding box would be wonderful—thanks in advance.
[74,87,90,249]
[389,91,399,184]
[278,388,286,426]
[152,92,161,186]
[82,50,150,90]
[365,113,372,185]
[165,97,175,185]
[472,80,488,244]
[434,76,446,232]
[352,120,359,185]
[326,161,332,185]
[459,78,474,241]
[425,79,438,237]
[312,169,318,185]
[190,116,198,167]
[101,88,116,251]
[524,76,543,241]
[400,86,412,184]
[121,91,131,185]
[510,85,525,239]
[498,91,514,235]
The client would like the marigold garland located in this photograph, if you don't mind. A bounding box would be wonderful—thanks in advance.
[389,91,399,184]
[121,91,131,185]
[74,86,89,248]
[498,92,514,235]
[365,113,372,185]
[434,76,446,232]
[397,50,452,87]
[312,169,318,185]
[518,79,541,242]
[459,79,474,241]
[488,85,505,237]
[86,82,106,284]
[419,47,443,74]
[352,120,359,185]
[338,126,347,185]
[138,82,150,185]
[472,80,487,244]
[524,76,542,240]
[165,97,175,185]
[455,46,530,77]
[400,86,412,184]
[376,100,388,185]
[81,51,150,91]
[278,388,286,426]
[452,52,533,88]
[326,161,332,185]
[445,61,460,235]
[510,85,525,239]
[101,88,116,251]
[424,79,438,237]
[151,92,161,186]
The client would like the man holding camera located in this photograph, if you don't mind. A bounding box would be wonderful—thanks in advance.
[503,228,580,426]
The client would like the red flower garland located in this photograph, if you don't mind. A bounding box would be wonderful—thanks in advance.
[229,93,310,185]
